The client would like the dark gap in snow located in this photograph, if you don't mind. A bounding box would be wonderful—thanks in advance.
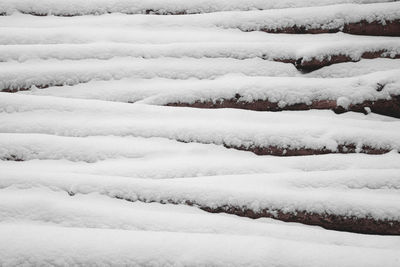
[166,95,400,118]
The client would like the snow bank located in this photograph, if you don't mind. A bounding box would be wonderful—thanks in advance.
[1,94,399,152]
[0,0,393,15]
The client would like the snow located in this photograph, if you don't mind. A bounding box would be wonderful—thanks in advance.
[1,1,400,265]
[2,147,400,179]
[0,57,297,90]
[307,58,400,77]
[19,70,400,107]
[0,34,399,62]
[2,2,400,32]
[1,94,399,152]
[1,187,399,248]
[1,168,400,220]
[1,222,399,267]
[0,0,393,15]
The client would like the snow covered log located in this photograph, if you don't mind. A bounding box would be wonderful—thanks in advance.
[3,133,399,174]
[200,206,400,235]
[16,70,400,118]
[0,41,399,72]
[1,57,400,92]
[0,0,394,16]
[2,3,399,36]
[0,58,298,92]
[1,169,399,234]
[167,95,400,118]
[1,94,399,156]
[261,19,400,36]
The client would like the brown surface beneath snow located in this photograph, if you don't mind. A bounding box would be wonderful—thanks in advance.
[200,205,400,235]
[261,19,400,36]
[223,144,392,156]
[292,51,400,72]
[173,139,393,156]
[111,196,400,235]
[166,95,400,119]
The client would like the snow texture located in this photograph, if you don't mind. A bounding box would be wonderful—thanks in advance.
[18,70,400,106]
[1,169,400,220]
[2,2,400,32]
[1,221,399,267]
[0,0,394,15]
[1,1,400,266]
[1,93,399,151]
[0,34,399,62]
[0,57,298,90]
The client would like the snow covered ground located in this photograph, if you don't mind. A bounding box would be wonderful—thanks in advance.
[1,0,400,266]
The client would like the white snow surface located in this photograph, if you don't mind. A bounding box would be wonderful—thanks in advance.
[1,58,400,91]
[0,0,394,15]
[1,187,400,250]
[0,34,399,62]
[0,57,298,90]
[1,94,399,151]
[1,168,400,220]
[1,2,400,266]
[19,70,400,106]
[2,147,400,179]
[2,2,400,32]
[1,222,399,267]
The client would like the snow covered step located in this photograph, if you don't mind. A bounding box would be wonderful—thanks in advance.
[1,187,400,249]
[0,0,393,16]
[0,58,297,92]
[1,223,399,267]
[1,169,399,234]
[26,71,400,117]
[2,2,399,36]
[1,37,399,71]
[1,94,400,156]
